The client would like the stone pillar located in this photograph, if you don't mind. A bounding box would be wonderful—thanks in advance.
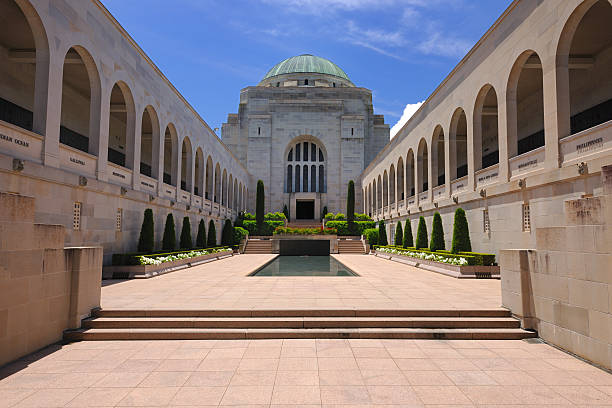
[67,247,103,329]
[500,249,537,329]
[427,143,433,202]
[444,127,452,197]
[497,91,510,182]
[174,139,181,200]
[542,54,562,169]
[96,85,111,182]
[132,107,142,191]
[41,54,63,167]
[156,126,165,196]
[466,110,475,191]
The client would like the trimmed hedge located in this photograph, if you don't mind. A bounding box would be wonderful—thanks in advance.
[112,246,234,266]
[274,227,337,235]
[180,217,192,249]
[451,207,472,253]
[221,219,233,246]
[207,220,217,247]
[378,221,388,246]
[429,212,445,251]
[373,245,478,266]
[256,180,264,233]
[243,220,285,236]
[364,228,378,246]
[415,216,428,250]
[233,226,248,244]
[347,180,355,223]
[403,219,413,248]
[137,209,154,253]
[196,219,206,248]
[162,213,176,251]
[372,245,495,266]
[325,212,372,221]
[264,212,286,220]
[325,220,375,236]
[394,221,403,247]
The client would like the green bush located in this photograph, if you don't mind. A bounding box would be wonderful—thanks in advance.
[242,220,285,236]
[394,221,403,247]
[325,221,376,236]
[373,245,478,265]
[333,213,346,220]
[403,219,413,248]
[347,180,355,223]
[233,226,248,244]
[321,206,328,220]
[364,228,378,246]
[451,207,472,253]
[221,219,233,246]
[429,212,445,251]
[274,226,337,235]
[137,209,154,253]
[196,219,206,248]
[256,180,264,233]
[415,216,428,250]
[179,217,193,249]
[378,220,388,246]
[354,213,372,221]
[162,213,176,251]
[264,212,286,220]
[459,252,496,266]
[207,220,217,247]
[283,204,289,220]
[112,247,234,266]
[242,212,255,220]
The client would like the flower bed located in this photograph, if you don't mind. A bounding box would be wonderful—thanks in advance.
[273,226,337,235]
[372,246,499,279]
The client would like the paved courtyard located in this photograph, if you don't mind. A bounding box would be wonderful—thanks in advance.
[2,338,612,406]
[101,254,502,311]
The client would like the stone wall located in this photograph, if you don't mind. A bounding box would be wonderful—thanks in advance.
[0,192,102,366]
[500,165,612,370]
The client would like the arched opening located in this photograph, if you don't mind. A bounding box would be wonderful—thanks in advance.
[389,165,396,205]
[303,165,309,192]
[377,175,382,210]
[383,170,389,208]
[0,0,49,135]
[162,125,177,186]
[508,51,545,157]
[286,164,293,193]
[221,169,228,206]
[107,82,135,169]
[284,137,326,193]
[140,106,159,178]
[397,158,404,201]
[194,148,204,197]
[214,163,221,203]
[238,182,243,210]
[228,174,233,208]
[295,164,301,192]
[474,85,499,170]
[417,139,428,194]
[60,47,100,154]
[180,137,192,192]
[449,109,467,180]
[561,0,612,135]
[205,156,213,200]
[406,150,415,198]
[431,125,445,186]
[233,180,238,210]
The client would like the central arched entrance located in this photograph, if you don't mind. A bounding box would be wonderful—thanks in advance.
[285,136,326,221]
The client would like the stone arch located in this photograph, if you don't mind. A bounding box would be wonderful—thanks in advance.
[180,136,193,192]
[107,81,136,169]
[449,108,467,181]
[214,163,221,203]
[431,125,445,187]
[389,164,396,205]
[140,105,160,179]
[382,170,388,208]
[417,138,428,194]
[162,123,178,186]
[221,168,227,206]
[194,147,204,197]
[205,155,213,200]
[473,84,499,170]
[406,149,415,198]
[396,157,404,202]
[284,135,327,193]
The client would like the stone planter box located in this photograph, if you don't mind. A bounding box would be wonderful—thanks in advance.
[102,250,234,279]
[372,250,499,279]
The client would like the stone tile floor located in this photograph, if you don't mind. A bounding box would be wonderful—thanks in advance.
[101,255,502,310]
[1,338,611,407]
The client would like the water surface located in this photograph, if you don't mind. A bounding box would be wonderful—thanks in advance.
[251,256,358,276]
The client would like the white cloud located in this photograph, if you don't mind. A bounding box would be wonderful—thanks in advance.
[390,100,424,138]
[417,31,471,58]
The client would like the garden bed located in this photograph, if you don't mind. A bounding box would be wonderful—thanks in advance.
[372,247,499,279]
[103,247,234,279]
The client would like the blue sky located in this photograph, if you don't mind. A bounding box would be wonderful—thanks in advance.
[102,0,511,138]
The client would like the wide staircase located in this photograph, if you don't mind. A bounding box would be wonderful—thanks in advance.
[243,239,273,254]
[65,309,536,341]
[286,221,323,229]
[338,239,366,254]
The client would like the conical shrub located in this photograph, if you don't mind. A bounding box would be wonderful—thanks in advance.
[378,220,388,246]
[207,219,217,247]
[137,208,154,253]
[415,216,428,249]
[429,212,445,251]
[221,219,233,246]
[394,221,403,247]
[196,219,206,248]
[256,180,264,234]
[451,207,472,253]
[403,219,413,248]
[179,216,192,249]
[162,213,176,251]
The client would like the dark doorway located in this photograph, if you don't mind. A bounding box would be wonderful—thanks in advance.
[296,200,315,219]
[279,240,329,255]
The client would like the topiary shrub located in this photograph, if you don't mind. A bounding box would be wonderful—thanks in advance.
[179,216,193,249]
[283,204,289,220]
[451,207,472,253]
[207,219,217,247]
[321,206,328,221]
[233,226,248,245]
[256,180,264,234]
[415,216,428,250]
[378,220,388,246]
[162,213,176,251]
[429,212,445,251]
[394,221,403,247]
[137,208,154,253]
[196,219,206,248]
[364,228,378,246]
[221,219,233,246]
[403,219,413,248]
[347,180,355,222]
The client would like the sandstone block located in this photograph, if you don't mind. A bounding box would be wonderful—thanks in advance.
[553,301,589,335]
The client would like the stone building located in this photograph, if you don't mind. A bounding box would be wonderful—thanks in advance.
[222,55,389,220]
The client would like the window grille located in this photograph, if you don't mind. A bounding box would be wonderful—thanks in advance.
[116,208,123,232]
[522,203,531,232]
[483,209,490,233]
[73,202,81,231]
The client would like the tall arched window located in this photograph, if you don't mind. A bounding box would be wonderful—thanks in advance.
[285,139,326,193]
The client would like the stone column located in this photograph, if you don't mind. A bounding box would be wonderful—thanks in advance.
[542,54,562,169]
[41,54,62,167]
[497,91,510,182]
[444,126,451,197]
[132,107,142,191]
[427,143,433,202]
[156,125,165,196]
[174,138,181,200]
[466,109,475,191]
[96,84,110,182]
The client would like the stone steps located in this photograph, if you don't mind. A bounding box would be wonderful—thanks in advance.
[244,240,273,254]
[64,309,536,341]
[338,240,366,254]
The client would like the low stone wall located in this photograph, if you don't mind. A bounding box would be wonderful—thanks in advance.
[500,165,612,370]
[102,250,234,279]
[373,251,500,279]
[0,192,102,366]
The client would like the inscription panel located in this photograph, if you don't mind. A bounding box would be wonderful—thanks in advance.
[60,146,97,176]
[0,126,42,163]
[560,123,611,164]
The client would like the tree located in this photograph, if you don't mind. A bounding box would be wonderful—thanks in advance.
[394,221,403,247]
[378,220,388,246]
[196,219,206,248]
[403,219,413,248]
[347,180,356,234]
[221,219,233,246]
[162,213,176,251]
[429,212,445,251]
[179,217,193,249]
[256,180,264,234]
[415,216,428,249]
[451,207,472,253]
[282,204,289,220]
[321,206,328,221]
[207,220,217,247]
[137,208,154,253]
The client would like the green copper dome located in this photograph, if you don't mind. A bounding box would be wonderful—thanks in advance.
[262,54,351,82]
